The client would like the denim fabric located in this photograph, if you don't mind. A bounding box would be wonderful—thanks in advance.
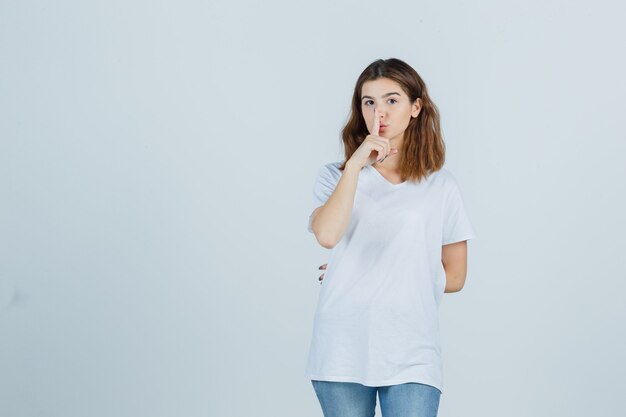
[311,380,441,417]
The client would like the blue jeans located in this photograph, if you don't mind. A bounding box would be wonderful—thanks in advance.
[311,380,441,417]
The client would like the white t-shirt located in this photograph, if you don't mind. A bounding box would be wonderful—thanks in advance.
[305,161,477,394]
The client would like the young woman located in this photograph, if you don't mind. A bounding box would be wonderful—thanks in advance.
[305,58,477,417]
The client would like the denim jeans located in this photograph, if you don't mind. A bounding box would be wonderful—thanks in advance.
[311,380,441,417]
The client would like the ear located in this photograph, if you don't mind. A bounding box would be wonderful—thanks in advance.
[412,98,422,118]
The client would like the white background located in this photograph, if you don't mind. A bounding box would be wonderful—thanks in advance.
[1,0,625,416]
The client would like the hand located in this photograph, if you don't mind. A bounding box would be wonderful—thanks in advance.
[318,263,327,284]
[347,107,398,169]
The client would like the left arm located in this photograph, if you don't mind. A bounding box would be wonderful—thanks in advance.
[441,240,469,293]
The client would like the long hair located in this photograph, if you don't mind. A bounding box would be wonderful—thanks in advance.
[338,58,446,183]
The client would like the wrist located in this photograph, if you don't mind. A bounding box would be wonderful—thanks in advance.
[345,159,363,172]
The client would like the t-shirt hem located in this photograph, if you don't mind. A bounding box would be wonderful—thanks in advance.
[304,372,443,394]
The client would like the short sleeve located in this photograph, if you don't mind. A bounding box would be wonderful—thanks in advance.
[307,163,341,233]
[442,179,477,245]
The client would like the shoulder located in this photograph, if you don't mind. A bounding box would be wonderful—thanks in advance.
[429,167,459,190]
[318,160,345,178]
[325,160,344,173]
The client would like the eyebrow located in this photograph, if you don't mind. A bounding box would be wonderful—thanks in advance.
[361,92,401,100]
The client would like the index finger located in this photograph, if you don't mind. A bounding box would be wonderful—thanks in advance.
[373,107,380,136]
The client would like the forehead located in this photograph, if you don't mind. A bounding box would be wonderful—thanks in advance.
[361,78,404,96]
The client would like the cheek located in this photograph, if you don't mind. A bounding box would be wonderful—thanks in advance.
[400,109,413,123]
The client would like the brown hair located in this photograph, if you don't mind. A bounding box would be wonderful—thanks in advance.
[338,58,446,183]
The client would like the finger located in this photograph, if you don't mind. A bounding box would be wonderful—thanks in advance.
[375,144,385,162]
[373,107,380,136]
[380,142,395,162]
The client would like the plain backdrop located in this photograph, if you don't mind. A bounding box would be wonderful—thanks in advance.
[1,0,625,416]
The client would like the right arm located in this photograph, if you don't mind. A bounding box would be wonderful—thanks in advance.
[310,160,362,249]
[311,107,395,249]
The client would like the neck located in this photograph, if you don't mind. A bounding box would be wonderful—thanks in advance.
[375,158,400,171]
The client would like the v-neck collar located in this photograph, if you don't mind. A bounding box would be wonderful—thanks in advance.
[366,164,408,188]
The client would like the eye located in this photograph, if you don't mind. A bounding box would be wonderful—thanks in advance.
[363,99,398,106]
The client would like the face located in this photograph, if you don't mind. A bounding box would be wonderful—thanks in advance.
[360,77,422,144]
